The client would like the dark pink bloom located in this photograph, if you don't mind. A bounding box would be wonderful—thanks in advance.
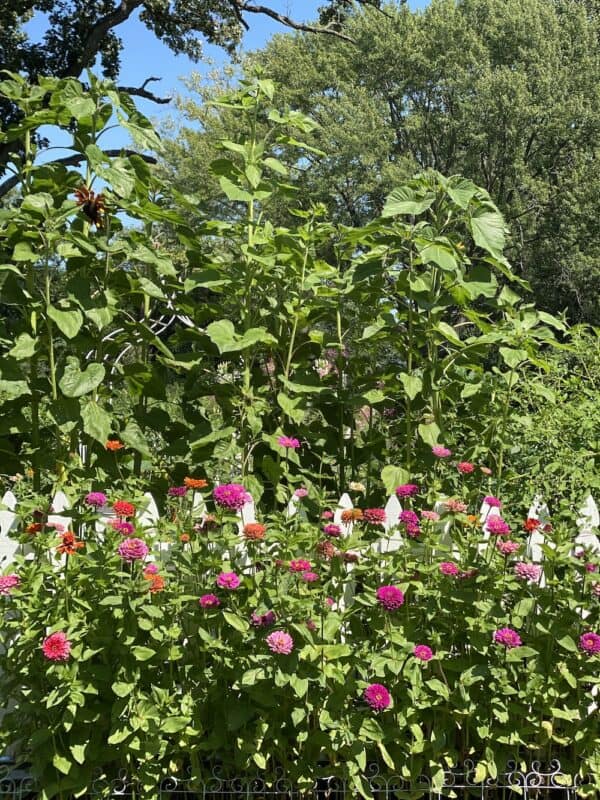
[216,572,241,590]
[168,486,188,497]
[305,619,317,632]
[364,683,391,711]
[395,484,419,498]
[413,644,433,662]
[376,585,405,611]
[432,445,452,458]
[251,610,276,627]
[290,559,311,573]
[277,435,300,449]
[118,538,149,561]
[457,461,475,474]
[199,594,220,608]
[493,628,522,648]
[109,520,135,536]
[363,508,386,525]
[144,563,159,575]
[301,571,319,583]
[213,484,250,510]
[323,524,342,538]
[399,509,420,538]
[0,574,20,595]
[579,632,600,655]
[483,496,502,508]
[325,597,335,607]
[439,562,459,576]
[497,540,521,556]
[486,516,511,537]
[585,563,598,573]
[42,631,71,662]
[85,492,107,507]
[266,630,294,654]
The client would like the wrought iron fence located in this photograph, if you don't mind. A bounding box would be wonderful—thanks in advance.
[0,761,589,800]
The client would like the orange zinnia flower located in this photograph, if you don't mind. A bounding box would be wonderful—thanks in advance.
[243,523,266,541]
[341,508,363,523]
[184,477,208,489]
[57,531,84,555]
[143,571,165,593]
[180,533,191,543]
[105,440,124,451]
[26,522,43,535]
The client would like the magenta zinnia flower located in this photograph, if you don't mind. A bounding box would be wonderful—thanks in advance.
[514,562,542,583]
[216,571,241,590]
[109,520,135,536]
[579,632,600,655]
[432,445,452,458]
[395,483,419,498]
[199,594,220,608]
[439,561,459,576]
[266,630,294,654]
[85,491,107,507]
[301,571,319,583]
[213,484,250,510]
[0,574,20,595]
[168,486,188,497]
[457,461,475,474]
[413,644,433,662]
[290,559,311,573]
[42,631,71,662]
[376,585,405,611]
[118,538,149,561]
[251,610,276,627]
[493,628,522,648]
[323,524,342,538]
[483,495,502,508]
[399,509,421,538]
[364,683,391,711]
[363,508,386,525]
[277,435,300,449]
[486,516,511,536]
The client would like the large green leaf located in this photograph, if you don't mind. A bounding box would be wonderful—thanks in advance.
[80,399,112,443]
[470,210,506,256]
[59,360,105,398]
[206,320,276,353]
[382,186,434,217]
[47,306,83,339]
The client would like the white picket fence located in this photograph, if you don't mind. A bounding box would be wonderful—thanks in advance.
[1,486,598,569]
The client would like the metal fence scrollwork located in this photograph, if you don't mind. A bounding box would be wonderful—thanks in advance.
[0,761,585,799]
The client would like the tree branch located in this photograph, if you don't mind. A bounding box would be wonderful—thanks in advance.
[118,77,172,105]
[237,1,355,42]
[0,149,157,200]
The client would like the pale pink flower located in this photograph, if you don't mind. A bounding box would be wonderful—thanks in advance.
[514,562,542,583]
[421,510,440,522]
[444,499,467,513]
[496,540,520,556]
[266,630,294,654]
[432,445,452,458]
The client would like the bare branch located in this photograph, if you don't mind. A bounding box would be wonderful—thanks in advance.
[0,149,157,200]
[118,77,172,105]
[236,1,355,42]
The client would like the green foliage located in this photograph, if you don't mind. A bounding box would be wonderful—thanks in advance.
[165,0,600,323]
[0,473,599,795]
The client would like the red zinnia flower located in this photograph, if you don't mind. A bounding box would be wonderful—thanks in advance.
[42,631,71,662]
[113,500,135,518]
[243,523,266,541]
[105,439,124,451]
[56,531,84,556]
[523,518,541,532]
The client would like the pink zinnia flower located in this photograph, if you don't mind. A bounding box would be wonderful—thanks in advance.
[497,540,520,556]
[266,630,294,654]
[376,585,405,611]
[395,483,419,498]
[439,562,459,576]
[579,632,600,655]
[216,572,241,590]
[251,610,276,627]
[494,628,522,648]
[0,574,20,595]
[483,496,502,508]
[363,508,386,525]
[592,583,600,598]
[514,562,542,583]
[325,597,335,607]
[363,683,391,711]
[321,510,334,520]
[486,516,511,536]
[413,644,433,662]
[585,563,598,573]
[168,486,188,497]
[199,594,220,608]
[444,499,467,513]
[42,631,71,662]
[399,509,420,538]
[118,538,149,562]
[457,461,475,474]
[293,488,308,498]
[323,524,342,538]
[290,559,311,573]
[85,491,107,507]
[144,563,158,575]
[432,445,452,458]
[109,520,135,536]
[213,484,250,510]
[277,435,300,449]
[301,571,319,583]
[421,510,440,522]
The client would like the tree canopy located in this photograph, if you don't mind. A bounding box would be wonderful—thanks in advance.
[162,0,600,323]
